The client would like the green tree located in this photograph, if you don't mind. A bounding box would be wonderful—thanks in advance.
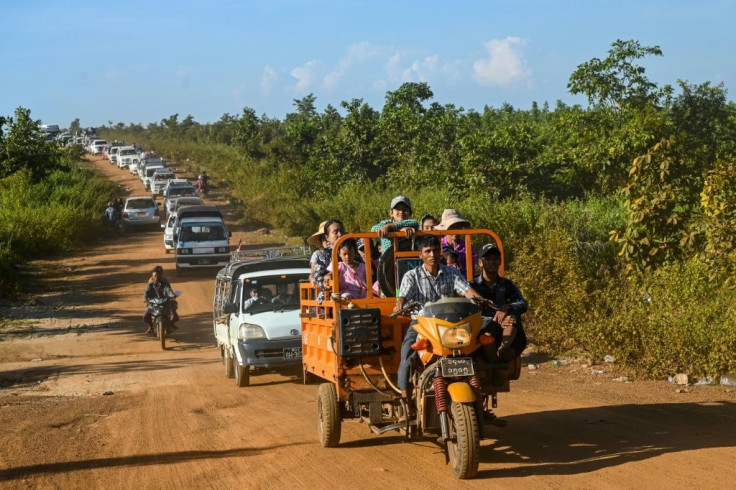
[568,39,670,111]
[0,107,62,181]
[69,118,80,136]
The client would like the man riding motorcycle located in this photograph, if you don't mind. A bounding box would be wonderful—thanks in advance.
[143,266,179,334]
[393,235,482,410]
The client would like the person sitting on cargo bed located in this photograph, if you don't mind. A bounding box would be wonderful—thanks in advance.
[327,238,367,300]
[311,219,345,293]
[371,196,418,254]
[307,221,329,288]
[473,243,528,362]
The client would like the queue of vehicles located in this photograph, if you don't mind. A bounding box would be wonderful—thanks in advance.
[99,142,519,479]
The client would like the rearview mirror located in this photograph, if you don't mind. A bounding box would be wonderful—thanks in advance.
[223,302,239,314]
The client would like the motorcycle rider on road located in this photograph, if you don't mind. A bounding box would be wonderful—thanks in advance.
[143,266,179,334]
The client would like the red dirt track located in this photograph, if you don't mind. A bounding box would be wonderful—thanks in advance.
[0,156,734,489]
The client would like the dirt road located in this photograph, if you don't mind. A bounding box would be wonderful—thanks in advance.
[1,157,734,489]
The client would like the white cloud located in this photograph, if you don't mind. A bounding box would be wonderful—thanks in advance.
[261,65,278,96]
[473,37,531,87]
[323,41,383,90]
[290,60,322,93]
[232,83,247,103]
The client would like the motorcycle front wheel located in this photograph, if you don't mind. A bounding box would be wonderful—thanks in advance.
[156,318,166,350]
[447,401,480,479]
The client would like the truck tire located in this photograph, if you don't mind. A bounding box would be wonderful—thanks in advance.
[317,383,341,447]
[235,363,250,387]
[224,349,234,379]
[447,401,480,479]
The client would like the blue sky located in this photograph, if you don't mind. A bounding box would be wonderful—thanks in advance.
[1,0,733,127]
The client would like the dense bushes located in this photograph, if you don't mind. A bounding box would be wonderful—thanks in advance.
[0,110,118,297]
[100,40,736,377]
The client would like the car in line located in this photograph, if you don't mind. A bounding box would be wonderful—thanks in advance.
[89,139,109,155]
[121,195,161,232]
[164,183,198,216]
[117,146,139,169]
[213,253,310,386]
[151,169,176,195]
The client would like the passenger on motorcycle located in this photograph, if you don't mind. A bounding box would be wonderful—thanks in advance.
[473,243,528,362]
[393,235,482,401]
[143,266,179,334]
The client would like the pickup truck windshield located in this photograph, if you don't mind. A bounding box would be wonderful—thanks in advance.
[241,273,309,313]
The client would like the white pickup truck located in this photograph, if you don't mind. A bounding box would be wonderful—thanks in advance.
[213,253,310,387]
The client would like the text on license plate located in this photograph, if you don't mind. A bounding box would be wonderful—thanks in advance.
[284,347,302,360]
[440,357,474,377]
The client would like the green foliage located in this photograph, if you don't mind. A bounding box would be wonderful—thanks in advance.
[0,107,63,181]
[568,39,670,110]
[0,135,117,297]
[96,38,736,377]
[698,159,736,280]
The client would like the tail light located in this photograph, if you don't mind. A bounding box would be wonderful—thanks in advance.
[479,333,495,346]
[123,212,129,218]
[154,209,160,217]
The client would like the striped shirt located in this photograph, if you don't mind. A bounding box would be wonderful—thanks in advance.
[399,264,472,304]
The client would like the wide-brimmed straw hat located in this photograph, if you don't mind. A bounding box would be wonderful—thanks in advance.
[435,209,471,230]
[307,221,329,247]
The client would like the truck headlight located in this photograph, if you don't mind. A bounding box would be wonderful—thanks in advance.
[215,247,228,253]
[239,323,266,340]
[438,323,472,349]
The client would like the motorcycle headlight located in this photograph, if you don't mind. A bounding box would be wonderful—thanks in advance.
[239,323,266,340]
[438,323,472,349]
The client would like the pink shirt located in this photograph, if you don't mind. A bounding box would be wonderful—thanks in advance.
[328,261,367,299]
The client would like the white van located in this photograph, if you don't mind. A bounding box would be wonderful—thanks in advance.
[174,206,231,274]
[213,254,310,387]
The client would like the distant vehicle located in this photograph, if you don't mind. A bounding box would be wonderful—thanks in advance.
[164,184,198,216]
[117,146,139,169]
[121,195,160,231]
[213,254,310,387]
[138,157,166,181]
[170,196,204,216]
[175,211,230,274]
[142,165,167,190]
[108,145,122,165]
[41,125,60,137]
[162,214,177,253]
[151,169,176,195]
[89,139,109,155]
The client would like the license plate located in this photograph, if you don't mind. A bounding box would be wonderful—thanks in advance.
[137,211,146,216]
[197,258,213,265]
[283,347,302,360]
[439,357,475,377]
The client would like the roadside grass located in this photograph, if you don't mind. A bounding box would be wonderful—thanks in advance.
[0,163,117,298]
[101,134,735,379]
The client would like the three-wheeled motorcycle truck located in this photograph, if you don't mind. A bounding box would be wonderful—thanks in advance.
[299,230,522,479]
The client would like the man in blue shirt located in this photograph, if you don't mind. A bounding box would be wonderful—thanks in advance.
[473,243,528,361]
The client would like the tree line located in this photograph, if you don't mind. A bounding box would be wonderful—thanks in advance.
[96,39,735,377]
